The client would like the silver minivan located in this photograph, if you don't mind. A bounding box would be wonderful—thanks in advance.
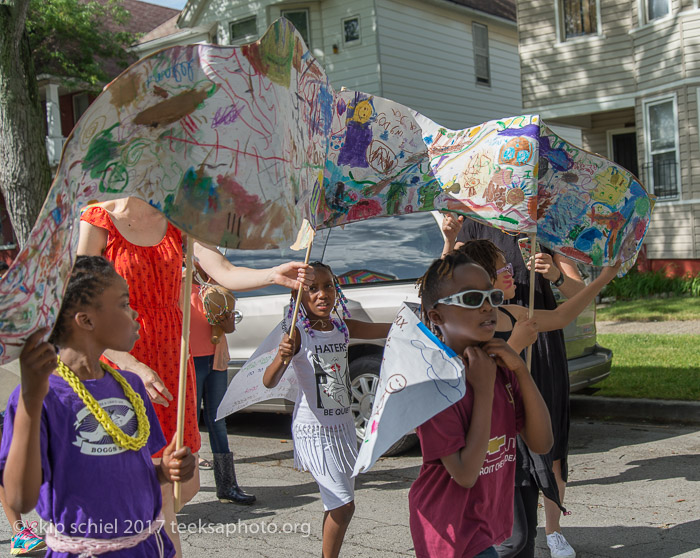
[223,212,612,454]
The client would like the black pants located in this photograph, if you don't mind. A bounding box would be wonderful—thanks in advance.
[495,483,540,558]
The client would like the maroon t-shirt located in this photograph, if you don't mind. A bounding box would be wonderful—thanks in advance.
[409,367,525,558]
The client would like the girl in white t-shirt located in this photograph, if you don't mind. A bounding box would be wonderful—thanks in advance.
[263,261,390,558]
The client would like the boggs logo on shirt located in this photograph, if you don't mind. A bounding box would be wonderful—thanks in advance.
[72,397,138,456]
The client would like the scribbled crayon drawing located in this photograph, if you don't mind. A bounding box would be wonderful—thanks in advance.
[410,339,464,404]
[0,17,654,364]
[369,373,407,422]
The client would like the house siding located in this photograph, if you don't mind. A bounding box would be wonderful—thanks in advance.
[317,0,381,95]
[519,0,700,263]
[188,0,381,95]
[582,109,636,158]
[635,86,700,259]
[519,0,636,109]
[376,0,521,129]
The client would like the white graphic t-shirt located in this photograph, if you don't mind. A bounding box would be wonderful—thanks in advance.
[292,322,353,427]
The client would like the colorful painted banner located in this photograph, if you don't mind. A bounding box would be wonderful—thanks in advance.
[0,17,653,362]
[353,302,466,475]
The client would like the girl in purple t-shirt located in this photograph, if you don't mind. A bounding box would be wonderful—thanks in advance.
[409,251,554,558]
[0,256,195,557]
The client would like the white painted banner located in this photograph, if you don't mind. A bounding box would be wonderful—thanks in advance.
[353,303,466,475]
[216,322,298,420]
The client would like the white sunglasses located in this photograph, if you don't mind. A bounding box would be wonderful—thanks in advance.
[434,288,505,309]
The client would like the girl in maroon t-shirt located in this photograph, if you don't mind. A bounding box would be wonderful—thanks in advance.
[409,252,553,558]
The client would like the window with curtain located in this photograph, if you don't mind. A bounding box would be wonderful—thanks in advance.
[646,0,670,21]
[562,0,598,39]
[645,99,679,199]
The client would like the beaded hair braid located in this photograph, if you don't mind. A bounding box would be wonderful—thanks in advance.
[285,261,351,343]
[49,256,122,345]
[416,251,477,336]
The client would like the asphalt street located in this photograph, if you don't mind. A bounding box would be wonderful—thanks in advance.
[182,414,700,557]
[4,412,694,558]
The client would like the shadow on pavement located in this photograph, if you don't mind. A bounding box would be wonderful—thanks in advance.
[183,479,320,520]
[567,420,694,456]
[234,449,295,465]
[567,453,700,487]
[536,519,700,557]
[355,463,421,492]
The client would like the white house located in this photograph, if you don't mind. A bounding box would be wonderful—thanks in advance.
[134,0,523,132]
[518,0,700,276]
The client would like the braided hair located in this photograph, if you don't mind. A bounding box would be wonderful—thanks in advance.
[285,261,351,342]
[49,256,122,345]
[417,251,477,333]
[455,240,505,281]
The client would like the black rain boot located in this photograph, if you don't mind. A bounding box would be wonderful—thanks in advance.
[212,452,256,505]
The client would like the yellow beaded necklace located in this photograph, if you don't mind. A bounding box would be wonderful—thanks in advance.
[56,356,150,451]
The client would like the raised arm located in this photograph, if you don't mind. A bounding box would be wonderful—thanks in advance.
[345,319,391,340]
[440,213,464,258]
[505,262,621,333]
[193,241,312,292]
[530,252,585,298]
[4,330,55,513]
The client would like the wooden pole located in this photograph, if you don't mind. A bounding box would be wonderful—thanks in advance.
[283,240,313,365]
[526,232,537,371]
[174,236,194,511]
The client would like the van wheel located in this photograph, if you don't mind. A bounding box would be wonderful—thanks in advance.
[349,354,418,457]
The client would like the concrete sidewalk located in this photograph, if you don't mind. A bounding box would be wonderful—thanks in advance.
[597,319,700,335]
[571,395,700,426]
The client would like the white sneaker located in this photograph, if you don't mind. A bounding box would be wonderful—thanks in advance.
[547,531,576,558]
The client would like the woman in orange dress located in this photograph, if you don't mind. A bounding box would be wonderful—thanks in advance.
[78,197,311,558]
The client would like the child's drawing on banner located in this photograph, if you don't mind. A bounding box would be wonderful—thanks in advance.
[353,303,466,476]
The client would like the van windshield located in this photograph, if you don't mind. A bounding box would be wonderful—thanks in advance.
[223,212,444,297]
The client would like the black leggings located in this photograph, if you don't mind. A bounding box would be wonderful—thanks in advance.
[495,483,540,558]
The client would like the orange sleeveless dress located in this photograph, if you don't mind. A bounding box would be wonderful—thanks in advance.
[81,206,201,457]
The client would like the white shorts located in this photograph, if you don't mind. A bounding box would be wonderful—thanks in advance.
[292,421,357,511]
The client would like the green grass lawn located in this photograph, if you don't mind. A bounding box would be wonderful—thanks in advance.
[597,296,700,322]
[593,334,700,400]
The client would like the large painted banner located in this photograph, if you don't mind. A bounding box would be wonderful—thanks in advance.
[0,18,653,362]
[353,303,466,475]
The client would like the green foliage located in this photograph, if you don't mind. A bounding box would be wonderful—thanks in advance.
[602,268,700,300]
[25,0,135,89]
[595,334,700,400]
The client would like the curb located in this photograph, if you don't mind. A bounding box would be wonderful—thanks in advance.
[571,394,700,426]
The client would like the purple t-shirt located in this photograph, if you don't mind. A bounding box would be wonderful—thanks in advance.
[0,370,175,558]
